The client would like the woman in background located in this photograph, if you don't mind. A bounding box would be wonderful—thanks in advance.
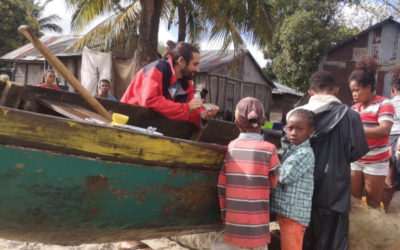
[349,55,395,208]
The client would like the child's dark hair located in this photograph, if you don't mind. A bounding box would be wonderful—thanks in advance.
[391,66,400,91]
[348,55,378,91]
[99,79,111,85]
[43,69,55,77]
[163,40,199,65]
[289,109,315,127]
[309,70,336,91]
[200,88,208,98]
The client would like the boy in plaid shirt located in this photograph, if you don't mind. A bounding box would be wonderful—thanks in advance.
[271,109,315,250]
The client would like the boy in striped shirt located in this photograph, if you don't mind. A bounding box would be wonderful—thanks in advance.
[218,97,279,249]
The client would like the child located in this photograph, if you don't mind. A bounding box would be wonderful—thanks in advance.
[217,97,279,249]
[271,109,315,250]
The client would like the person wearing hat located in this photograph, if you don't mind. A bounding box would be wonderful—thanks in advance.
[217,97,279,249]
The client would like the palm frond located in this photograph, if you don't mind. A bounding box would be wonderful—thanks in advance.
[40,23,64,33]
[69,0,118,32]
[67,3,141,52]
[196,0,272,52]
[39,14,62,25]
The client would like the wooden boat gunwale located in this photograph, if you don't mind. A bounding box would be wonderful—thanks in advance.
[0,80,230,243]
[0,80,282,244]
[0,105,227,170]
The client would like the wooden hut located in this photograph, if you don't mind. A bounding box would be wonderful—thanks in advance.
[1,41,275,120]
[194,50,275,121]
[0,36,81,91]
[270,82,303,123]
[319,17,400,105]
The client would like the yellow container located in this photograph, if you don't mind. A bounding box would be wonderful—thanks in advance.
[112,113,129,125]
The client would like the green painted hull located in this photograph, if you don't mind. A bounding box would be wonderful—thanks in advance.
[0,145,220,244]
[0,81,238,244]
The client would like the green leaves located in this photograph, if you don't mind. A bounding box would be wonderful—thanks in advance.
[32,0,63,34]
[65,0,274,56]
[267,0,359,91]
[0,0,42,56]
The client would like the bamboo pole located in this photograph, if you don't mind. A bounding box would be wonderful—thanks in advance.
[18,25,112,122]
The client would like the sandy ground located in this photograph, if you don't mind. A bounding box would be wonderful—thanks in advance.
[1,192,399,250]
[0,223,281,250]
[0,237,190,250]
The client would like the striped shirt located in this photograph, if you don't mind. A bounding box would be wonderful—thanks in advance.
[352,95,395,165]
[218,133,279,248]
[390,95,400,135]
[270,140,315,227]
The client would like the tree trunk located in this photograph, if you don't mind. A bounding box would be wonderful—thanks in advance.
[132,0,164,74]
[177,3,186,42]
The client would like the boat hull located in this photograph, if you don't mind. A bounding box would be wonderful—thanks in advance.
[0,145,221,244]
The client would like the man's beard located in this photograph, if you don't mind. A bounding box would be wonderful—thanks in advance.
[181,66,196,80]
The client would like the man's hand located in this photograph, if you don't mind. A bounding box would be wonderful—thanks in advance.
[189,98,203,112]
[200,108,218,120]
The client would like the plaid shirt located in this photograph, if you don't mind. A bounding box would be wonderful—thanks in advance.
[271,139,314,226]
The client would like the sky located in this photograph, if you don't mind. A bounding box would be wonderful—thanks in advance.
[40,1,396,68]
[40,0,268,67]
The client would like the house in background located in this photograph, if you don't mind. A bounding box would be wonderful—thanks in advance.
[1,41,275,121]
[0,35,81,91]
[194,50,275,121]
[270,82,303,123]
[319,17,400,105]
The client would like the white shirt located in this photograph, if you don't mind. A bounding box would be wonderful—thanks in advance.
[286,94,342,120]
[390,94,400,135]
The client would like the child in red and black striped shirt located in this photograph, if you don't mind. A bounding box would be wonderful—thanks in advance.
[218,97,279,249]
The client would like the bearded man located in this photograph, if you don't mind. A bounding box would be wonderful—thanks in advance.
[121,42,217,126]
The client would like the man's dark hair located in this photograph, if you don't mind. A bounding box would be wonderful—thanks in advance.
[170,42,199,65]
[100,79,111,85]
[200,88,208,98]
[309,70,336,91]
[44,69,55,77]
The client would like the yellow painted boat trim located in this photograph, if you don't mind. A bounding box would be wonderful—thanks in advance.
[0,107,226,169]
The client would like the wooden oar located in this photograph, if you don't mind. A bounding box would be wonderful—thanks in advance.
[18,25,112,122]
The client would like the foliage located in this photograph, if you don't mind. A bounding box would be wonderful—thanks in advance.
[265,0,359,91]
[31,0,63,34]
[0,0,41,56]
[65,0,274,55]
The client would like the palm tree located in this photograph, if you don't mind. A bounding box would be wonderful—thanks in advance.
[31,0,63,34]
[164,0,203,43]
[65,0,273,73]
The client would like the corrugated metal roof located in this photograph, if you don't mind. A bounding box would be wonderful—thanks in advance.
[199,50,236,72]
[0,35,81,61]
[1,37,275,88]
[199,50,275,87]
[326,17,400,54]
[272,82,303,96]
[321,17,400,105]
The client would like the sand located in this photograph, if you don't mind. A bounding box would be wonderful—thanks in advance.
[1,192,399,250]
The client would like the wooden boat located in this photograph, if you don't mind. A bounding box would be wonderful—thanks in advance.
[0,80,244,244]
